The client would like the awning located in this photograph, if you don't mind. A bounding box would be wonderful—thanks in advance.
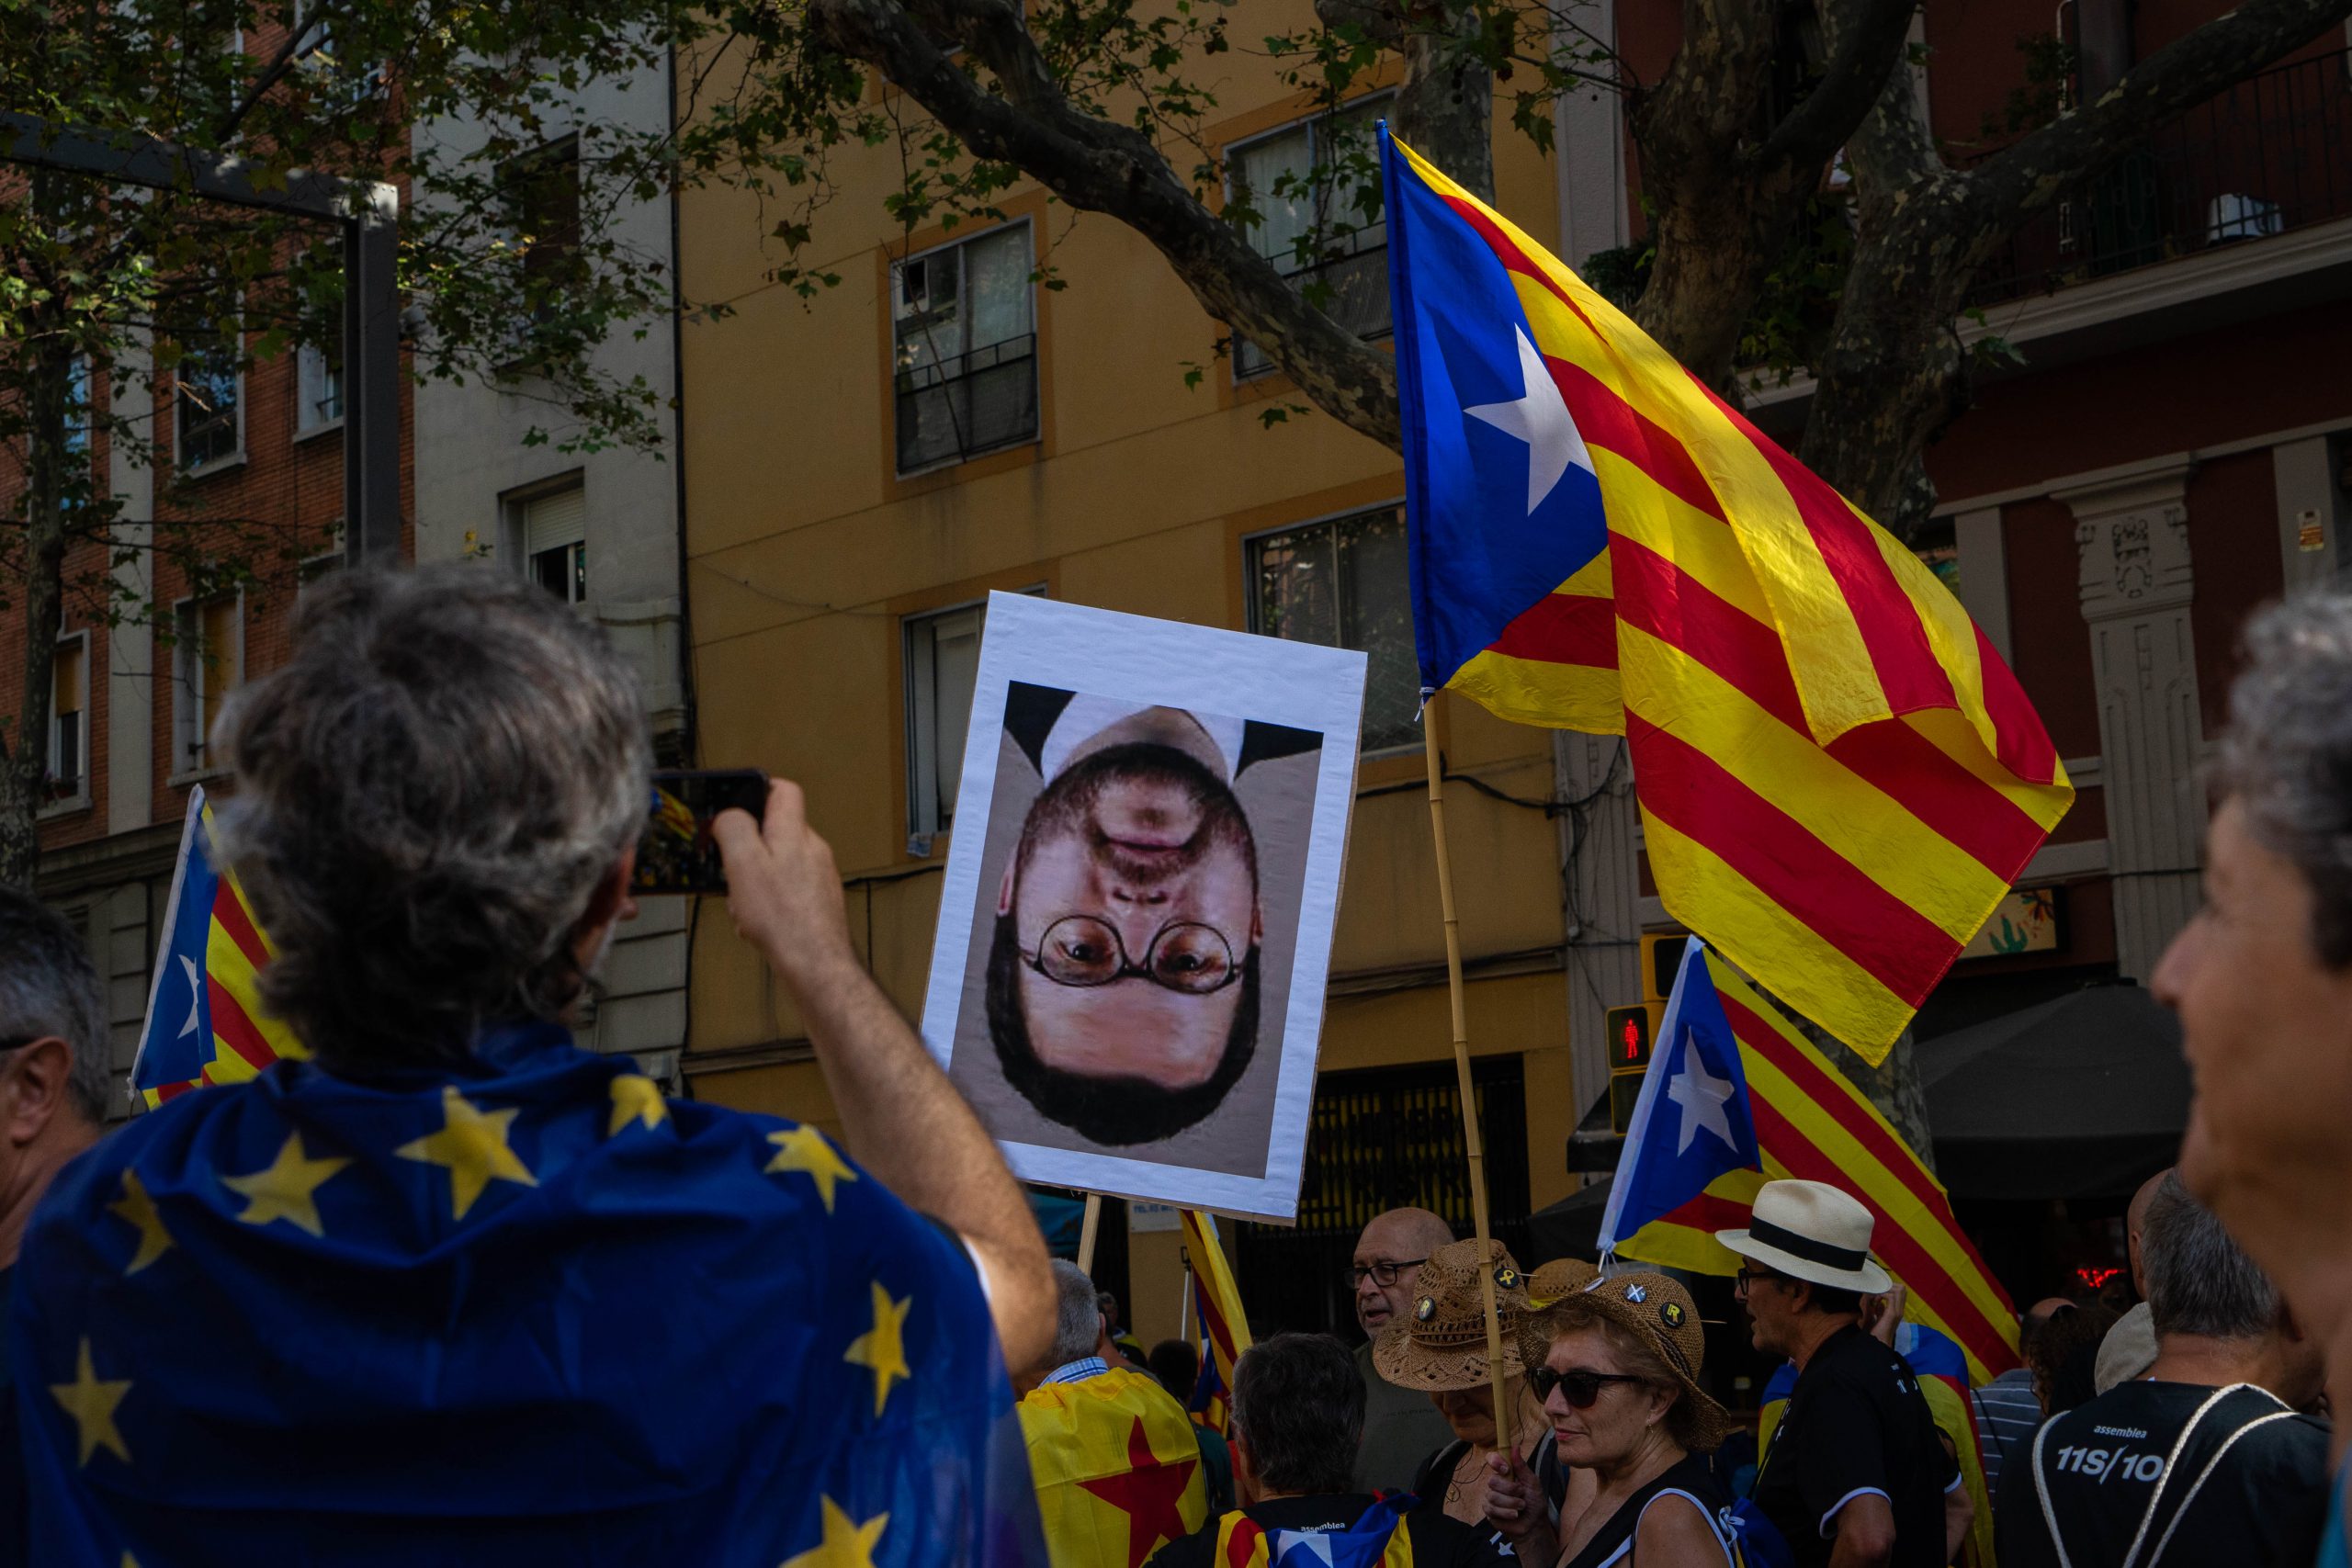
[1919,982,2188,1201]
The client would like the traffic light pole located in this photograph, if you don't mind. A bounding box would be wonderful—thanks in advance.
[1,113,401,567]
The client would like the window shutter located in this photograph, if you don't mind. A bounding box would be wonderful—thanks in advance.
[524,487,586,557]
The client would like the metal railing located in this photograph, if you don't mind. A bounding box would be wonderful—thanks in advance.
[894,331,1039,474]
[1967,49,2352,308]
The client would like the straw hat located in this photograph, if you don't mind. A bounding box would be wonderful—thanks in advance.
[1526,1258,1600,1307]
[1519,1270,1729,1452]
[1371,1238,1531,1392]
[1713,1178,1894,1294]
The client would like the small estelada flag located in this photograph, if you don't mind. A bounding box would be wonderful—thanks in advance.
[129,786,306,1109]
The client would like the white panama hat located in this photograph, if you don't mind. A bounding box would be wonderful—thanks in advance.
[1714,1178,1894,1294]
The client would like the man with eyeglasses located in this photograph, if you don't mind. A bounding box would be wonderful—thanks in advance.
[1346,1205,1458,1492]
[1721,1179,1969,1568]
[984,683,1317,1147]
[0,887,111,1568]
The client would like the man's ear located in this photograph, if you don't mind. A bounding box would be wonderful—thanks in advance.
[2,1037,76,1145]
[997,856,1017,917]
[1227,1427,1261,1506]
[571,850,639,964]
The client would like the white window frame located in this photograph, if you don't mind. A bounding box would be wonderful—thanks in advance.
[1224,91,1396,380]
[296,340,344,438]
[903,600,983,855]
[40,629,93,816]
[889,219,1041,478]
[170,591,245,783]
[1244,501,1420,756]
[175,331,245,475]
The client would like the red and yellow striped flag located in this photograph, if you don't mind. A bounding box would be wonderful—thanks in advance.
[1614,949,2019,1384]
[1385,130,2071,1059]
[1179,1209,1250,1436]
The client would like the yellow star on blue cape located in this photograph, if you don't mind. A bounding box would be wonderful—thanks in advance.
[780,1496,888,1568]
[107,1169,174,1275]
[397,1085,537,1221]
[221,1134,350,1238]
[764,1125,856,1213]
[843,1280,913,1417]
[50,1337,131,1467]
[607,1073,668,1136]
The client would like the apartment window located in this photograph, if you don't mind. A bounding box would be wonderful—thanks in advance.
[63,355,90,457]
[174,596,242,773]
[891,222,1038,474]
[300,540,345,600]
[508,137,583,320]
[175,334,242,471]
[297,341,344,434]
[904,604,987,852]
[1250,506,1418,751]
[295,1,382,109]
[46,635,87,804]
[1227,96,1392,377]
[523,485,588,604]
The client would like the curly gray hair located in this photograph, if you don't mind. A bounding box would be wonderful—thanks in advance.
[2216,592,2352,968]
[210,564,650,1071]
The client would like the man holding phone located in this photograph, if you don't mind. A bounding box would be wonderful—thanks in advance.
[9,565,1052,1566]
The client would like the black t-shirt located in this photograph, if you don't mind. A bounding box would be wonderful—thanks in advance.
[1412,1434,1556,1560]
[1561,1450,1736,1568]
[1147,1493,1511,1568]
[0,1266,20,1568]
[1751,1325,1960,1568]
[1996,1381,2329,1568]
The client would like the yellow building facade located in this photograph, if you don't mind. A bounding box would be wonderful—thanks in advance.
[674,30,1591,1345]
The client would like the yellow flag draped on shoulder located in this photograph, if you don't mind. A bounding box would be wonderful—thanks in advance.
[1019,1365,1208,1568]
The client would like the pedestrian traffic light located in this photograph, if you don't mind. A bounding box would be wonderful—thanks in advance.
[1641,933,1690,1003]
[1604,1000,1665,1134]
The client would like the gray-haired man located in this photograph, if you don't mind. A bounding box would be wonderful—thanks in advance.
[1996,1172,2327,1568]
[0,886,109,1565]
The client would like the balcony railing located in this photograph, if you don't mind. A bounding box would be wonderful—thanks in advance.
[1967,50,2352,309]
[1237,241,1393,378]
[894,331,1039,474]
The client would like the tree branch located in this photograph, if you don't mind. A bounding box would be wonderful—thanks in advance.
[810,0,1401,446]
[1962,0,2352,235]
[1758,0,1918,170]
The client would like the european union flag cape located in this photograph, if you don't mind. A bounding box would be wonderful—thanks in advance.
[13,1022,1044,1567]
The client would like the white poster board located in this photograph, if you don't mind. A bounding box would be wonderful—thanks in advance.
[920,593,1366,1221]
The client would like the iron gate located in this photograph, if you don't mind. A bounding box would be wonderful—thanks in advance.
[1235,1055,1531,1341]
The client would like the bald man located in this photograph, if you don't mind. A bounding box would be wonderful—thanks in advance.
[2096,1168,2171,1392]
[1349,1206,1458,1492]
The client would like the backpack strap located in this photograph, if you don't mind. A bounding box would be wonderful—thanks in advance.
[2117,1383,2289,1568]
[2143,1404,2300,1568]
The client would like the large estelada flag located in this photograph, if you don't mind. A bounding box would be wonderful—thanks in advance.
[1179,1209,1250,1437]
[1382,129,2072,1059]
[129,787,305,1108]
[1019,1366,1209,1568]
[1760,1322,2000,1568]
[1600,939,2019,1386]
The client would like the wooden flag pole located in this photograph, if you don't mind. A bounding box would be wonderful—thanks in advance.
[1421,696,1514,1432]
[1077,1192,1103,1275]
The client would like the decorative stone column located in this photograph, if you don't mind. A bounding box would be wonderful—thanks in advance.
[2059,462,2203,984]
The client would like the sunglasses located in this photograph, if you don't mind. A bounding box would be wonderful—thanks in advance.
[1530,1366,1649,1408]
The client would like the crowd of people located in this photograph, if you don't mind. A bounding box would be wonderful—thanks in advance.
[0,565,2348,1566]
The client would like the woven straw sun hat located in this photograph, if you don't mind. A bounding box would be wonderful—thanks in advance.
[1518,1269,1730,1452]
[1713,1178,1894,1294]
[1371,1237,1532,1392]
[1526,1258,1600,1307]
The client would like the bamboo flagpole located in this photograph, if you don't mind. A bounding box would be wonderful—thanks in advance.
[1076,1192,1103,1275]
[1421,694,1514,1431]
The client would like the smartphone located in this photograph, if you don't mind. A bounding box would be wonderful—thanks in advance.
[634,769,769,895]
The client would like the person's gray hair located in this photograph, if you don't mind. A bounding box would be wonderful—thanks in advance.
[0,887,109,1122]
[2143,1169,2280,1339]
[2217,593,2352,966]
[209,564,650,1072]
[1047,1259,1103,1369]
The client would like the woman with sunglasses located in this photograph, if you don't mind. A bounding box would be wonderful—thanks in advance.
[1493,1271,1737,1567]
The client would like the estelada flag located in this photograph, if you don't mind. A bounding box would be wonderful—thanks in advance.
[1019,1366,1209,1568]
[1760,1321,2000,1568]
[1382,128,2071,1060]
[1600,939,2018,1385]
[1179,1209,1250,1437]
[129,786,305,1108]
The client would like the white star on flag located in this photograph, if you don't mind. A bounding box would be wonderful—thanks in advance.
[1463,323,1592,513]
[1272,1531,1337,1567]
[176,954,202,1040]
[1665,1031,1736,1156]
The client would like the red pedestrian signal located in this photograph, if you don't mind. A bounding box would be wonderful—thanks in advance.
[1603,1003,1660,1070]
